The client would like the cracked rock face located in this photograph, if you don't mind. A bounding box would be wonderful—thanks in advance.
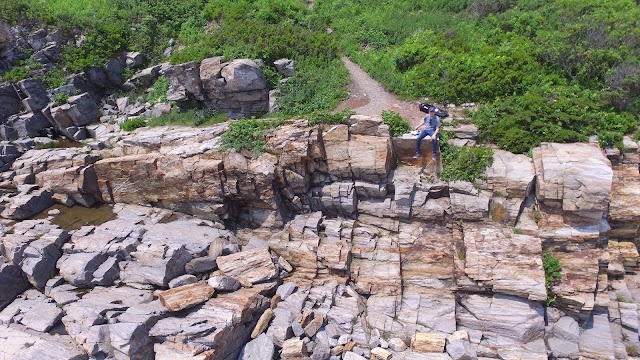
[1,117,640,359]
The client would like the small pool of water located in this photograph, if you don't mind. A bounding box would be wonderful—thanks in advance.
[34,204,116,231]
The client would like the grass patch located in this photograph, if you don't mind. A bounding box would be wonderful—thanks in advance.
[439,130,494,183]
[381,111,412,137]
[146,76,169,104]
[52,92,69,107]
[307,109,353,126]
[221,118,284,156]
[120,118,146,132]
[543,251,562,306]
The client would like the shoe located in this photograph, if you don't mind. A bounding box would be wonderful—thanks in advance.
[413,152,420,159]
[432,154,437,160]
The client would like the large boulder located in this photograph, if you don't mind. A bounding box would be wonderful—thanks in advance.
[200,57,269,118]
[163,60,205,102]
[533,142,612,219]
[17,78,50,112]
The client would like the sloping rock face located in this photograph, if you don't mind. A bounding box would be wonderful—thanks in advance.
[1,116,640,359]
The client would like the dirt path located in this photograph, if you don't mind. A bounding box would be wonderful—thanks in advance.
[334,56,424,128]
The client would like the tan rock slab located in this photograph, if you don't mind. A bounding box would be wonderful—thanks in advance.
[159,283,215,312]
[250,308,273,339]
[462,223,546,301]
[411,332,446,353]
[216,248,277,284]
[371,347,393,360]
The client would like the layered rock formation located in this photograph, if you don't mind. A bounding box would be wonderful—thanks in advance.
[1,115,640,359]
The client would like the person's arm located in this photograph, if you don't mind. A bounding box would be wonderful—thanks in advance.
[432,126,439,139]
[415,122,422,130]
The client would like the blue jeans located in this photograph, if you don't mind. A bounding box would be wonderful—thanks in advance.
[416,129,438,155]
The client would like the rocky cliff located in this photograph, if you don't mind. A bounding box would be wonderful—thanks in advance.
[1,116,640,360]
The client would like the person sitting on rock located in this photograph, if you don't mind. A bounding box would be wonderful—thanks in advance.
[414,106,441,160]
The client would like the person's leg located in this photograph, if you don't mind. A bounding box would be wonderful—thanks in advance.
[432,133,439,159]
[415,129,429,155]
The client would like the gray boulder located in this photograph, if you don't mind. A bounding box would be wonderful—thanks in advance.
[0,289,63,332]
[11,112,52,138]
[17,78,50,112]
[0,84,21,123]
[67,93,101,126]
[125,51,145,68]
[2,220,70,290]
[207,275,241,292]
[163,61,205,102]
[241,333,275,360]
[274,58,295,77]
[1,188,53,221]
[0,260,30,311]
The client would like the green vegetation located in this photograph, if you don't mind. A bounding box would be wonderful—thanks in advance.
[42,67,68,89]
[1,61,31,83]
[146,77,170,104]
[543,251,562,306]
[52,92,69,107]
[3,0,639,156]
[120,118,146,132]
[381,111,412,137]
[627,344,639,357]
[533,210,542,223]
[315,0,640,153]
[307,109,353,126]
[147,108,229,128]
[221,118,284,156]
[439,130,494,183]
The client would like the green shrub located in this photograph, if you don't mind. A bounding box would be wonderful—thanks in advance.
[1,63,30,83]
[120,118,146,132]
[382,111,412,137]
[307,109,353,126]
[52,92,69,107]
[277,58,350,115]
[221,118,284,156]
[42,67,68,89]
[627,344,639,357]
[598,130,624,150]
[146,77,169,104]
[438,130,494,183]
[543,251,562,287]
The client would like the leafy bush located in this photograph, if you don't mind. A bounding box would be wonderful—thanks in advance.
[120,118,146,132]
[52,92,69,107]
[277,58,350,115]
[438,130,494,183]
[543,251,562,288]
[1,64,30,83]
[146,76,169,104]
[381,111,412,137]
[307,110,353,126]
[473,86,637,153]
[221,118,284,156]
[42,67,68,89]
[598,130,624,150]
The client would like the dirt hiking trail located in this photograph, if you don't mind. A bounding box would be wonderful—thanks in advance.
[334,56,424,128]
